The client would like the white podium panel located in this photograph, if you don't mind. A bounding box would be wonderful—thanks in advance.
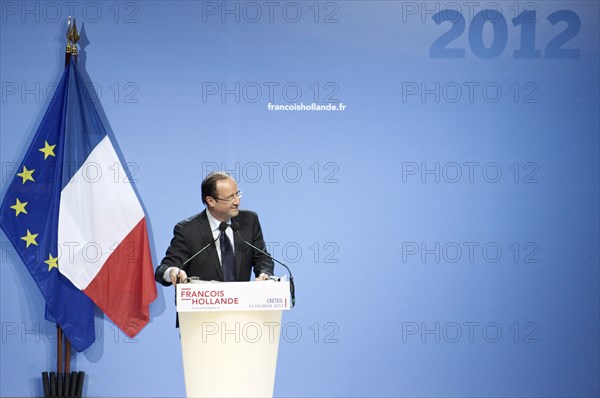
[177,281,291,398]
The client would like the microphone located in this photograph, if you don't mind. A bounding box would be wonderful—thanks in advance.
[231,222,296,307]
[218,222,229,232]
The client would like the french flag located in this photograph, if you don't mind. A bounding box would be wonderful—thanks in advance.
[56,61,158,338]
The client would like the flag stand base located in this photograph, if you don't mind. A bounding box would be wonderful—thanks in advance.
[42,371,85,398]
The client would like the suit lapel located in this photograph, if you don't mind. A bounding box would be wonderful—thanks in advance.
[199,210,224,280]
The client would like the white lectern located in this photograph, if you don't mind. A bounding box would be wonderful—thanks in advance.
[177,281,291,398]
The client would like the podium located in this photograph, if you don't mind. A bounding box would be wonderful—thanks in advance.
[176,281,291,398]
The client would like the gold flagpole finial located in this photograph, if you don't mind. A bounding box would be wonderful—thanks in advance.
[66,17,80,56]
[71,18,80,56]
[65,16,72,55]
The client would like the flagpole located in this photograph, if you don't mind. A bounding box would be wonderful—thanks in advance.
[57,15,70,386]
[62,15,78,375]
[51,16,80,397]
[57,326,63,374]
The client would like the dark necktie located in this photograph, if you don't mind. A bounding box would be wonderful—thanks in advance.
[220,231,236,281]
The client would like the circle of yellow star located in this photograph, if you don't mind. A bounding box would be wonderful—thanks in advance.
[39,141,56,160]
[10,198,28,216]
[45,253,58,271]
[20,229,39,248]
[17,166,35,184]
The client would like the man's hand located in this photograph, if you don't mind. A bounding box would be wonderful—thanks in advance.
[255,273,270,281]
[170,268,188,285]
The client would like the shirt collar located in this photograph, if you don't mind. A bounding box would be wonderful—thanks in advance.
[206,208,229,232]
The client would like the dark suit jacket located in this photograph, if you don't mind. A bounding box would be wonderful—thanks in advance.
[155,209,274,285]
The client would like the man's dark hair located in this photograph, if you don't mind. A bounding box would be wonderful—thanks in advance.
[201,171,233,205]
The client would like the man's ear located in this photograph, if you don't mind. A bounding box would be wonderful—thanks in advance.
[205,197,215,207]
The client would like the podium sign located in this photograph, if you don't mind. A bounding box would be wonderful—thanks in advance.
[177,281,291,312]
[176,281,291,398]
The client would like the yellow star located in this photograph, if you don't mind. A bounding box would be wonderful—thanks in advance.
[44,253,58,271]
[39,141,56,160]
[16,166,35,184]
[21,229,39,248]
[9,198,28,216]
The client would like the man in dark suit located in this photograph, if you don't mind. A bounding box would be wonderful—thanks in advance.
[155,171,273,285]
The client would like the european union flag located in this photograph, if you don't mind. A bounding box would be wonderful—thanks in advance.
[0,61,95,352]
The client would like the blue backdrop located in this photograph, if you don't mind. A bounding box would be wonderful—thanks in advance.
[1,1,598,397]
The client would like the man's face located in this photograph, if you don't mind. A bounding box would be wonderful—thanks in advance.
[207,178,240,221]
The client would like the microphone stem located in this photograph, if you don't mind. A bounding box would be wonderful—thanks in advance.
[232,225,295,307]
[235,231,294,279]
